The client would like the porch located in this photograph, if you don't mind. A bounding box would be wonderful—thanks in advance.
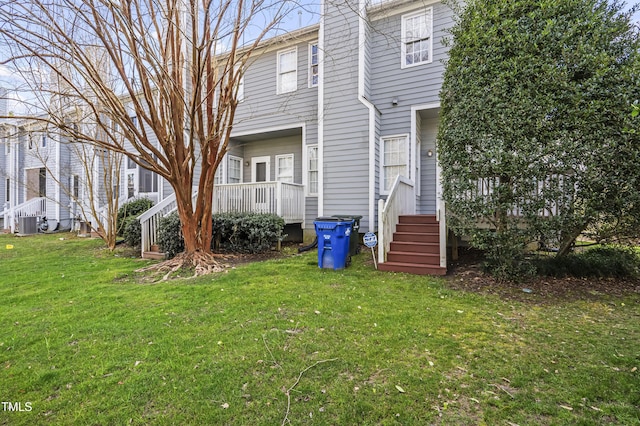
[2,197,48,234]
[139,181,304,258]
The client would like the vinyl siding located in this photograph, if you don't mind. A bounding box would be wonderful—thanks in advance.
[369,1,453,213]
[237,135,303,184]
[322,0,371,229]
[369,2,452,133]
[418,115,438,214]
[232,39,318,137]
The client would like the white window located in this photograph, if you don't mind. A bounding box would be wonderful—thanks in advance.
[308,43,319,88]
[228,155,243,183]
[401,9,433,68]
[127,157,137,169]
[275,154,294,183]
[2,136,8,155]
[41,133,47,147]
[236,69,245,102]
[214,161,225,185]
[306,145,318,195]
[72,175,79,199]
[214,154,243,184]
[381,135,409,194]
[5,178,10,203]
[277,48,297,94]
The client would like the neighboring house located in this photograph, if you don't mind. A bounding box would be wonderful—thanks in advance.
[2,0,452,275]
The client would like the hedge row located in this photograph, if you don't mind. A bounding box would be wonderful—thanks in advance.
[158,212,285,259]
[118,198,155,248]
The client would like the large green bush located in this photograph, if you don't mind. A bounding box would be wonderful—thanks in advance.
[157,212,285,259]
[117,198,154,237]
[212,213,285,254]
[122,216,142,248]
[157,213,184,259]
[438,0,640,278]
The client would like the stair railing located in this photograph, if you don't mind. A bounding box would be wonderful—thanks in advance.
[377,176,415,265]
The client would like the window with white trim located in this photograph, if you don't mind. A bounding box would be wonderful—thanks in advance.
[277,48,297,94]
[306,145,318,195]
[381,135,409,194]
[401,8,433,68]
[72,175,79,199]
[308,43,319,88]
[228,155,243,183]
[275,154,294,183]
[41,133,47,147]
[237,69,245,102]
[5,178,10,203]
[214,160,225,185]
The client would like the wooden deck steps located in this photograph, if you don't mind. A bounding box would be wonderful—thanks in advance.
[378,214,447,276]
[143,245,166,260]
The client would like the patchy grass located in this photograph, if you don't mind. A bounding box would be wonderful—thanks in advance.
[0,233,639,425]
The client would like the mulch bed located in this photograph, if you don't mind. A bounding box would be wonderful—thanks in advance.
[445,247,640,304]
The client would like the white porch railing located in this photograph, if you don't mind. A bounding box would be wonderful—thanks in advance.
[3,197,47,233]
[377,176,415,265]
[139,182,305,257]
[213,182,304,223]
[139,191,197,256]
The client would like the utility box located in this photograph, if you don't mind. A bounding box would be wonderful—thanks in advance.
[18,216,37,235]
[314,217,353,270]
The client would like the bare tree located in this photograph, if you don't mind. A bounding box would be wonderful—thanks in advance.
[0,0,294,273]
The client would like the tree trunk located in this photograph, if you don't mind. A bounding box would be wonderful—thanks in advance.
[556,223,587,257]
[176,186,215,255]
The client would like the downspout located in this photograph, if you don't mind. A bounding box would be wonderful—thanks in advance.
[317,0,325,217]
[55,132,61,222]
[357,0,377,232]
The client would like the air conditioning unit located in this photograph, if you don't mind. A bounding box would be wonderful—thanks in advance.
[18,216,37,235]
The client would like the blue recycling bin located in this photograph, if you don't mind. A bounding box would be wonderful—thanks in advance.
[314,217,353,270]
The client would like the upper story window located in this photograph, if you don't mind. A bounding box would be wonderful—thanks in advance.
[277,47,297,94]
[236,67,245,102]
[41,133,47,147]
[381,135,409,194]
[401,8,433,68]
[309,43,319,88]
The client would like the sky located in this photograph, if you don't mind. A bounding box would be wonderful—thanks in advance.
[0,0,637,116]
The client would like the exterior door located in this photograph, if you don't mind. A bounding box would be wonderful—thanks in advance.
[251,156,270,212]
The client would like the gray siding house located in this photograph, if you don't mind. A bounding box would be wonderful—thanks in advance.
[1,0,452,274]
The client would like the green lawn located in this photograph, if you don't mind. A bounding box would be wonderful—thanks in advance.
[0,233,638,425]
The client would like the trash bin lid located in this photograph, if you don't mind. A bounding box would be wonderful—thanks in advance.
[331,214,363,220]
[315,217,342,222]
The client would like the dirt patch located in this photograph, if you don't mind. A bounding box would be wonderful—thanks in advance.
[445,247,640,303]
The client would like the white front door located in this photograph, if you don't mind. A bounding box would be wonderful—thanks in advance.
[251,156,271,212]
[251,156,271,182]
